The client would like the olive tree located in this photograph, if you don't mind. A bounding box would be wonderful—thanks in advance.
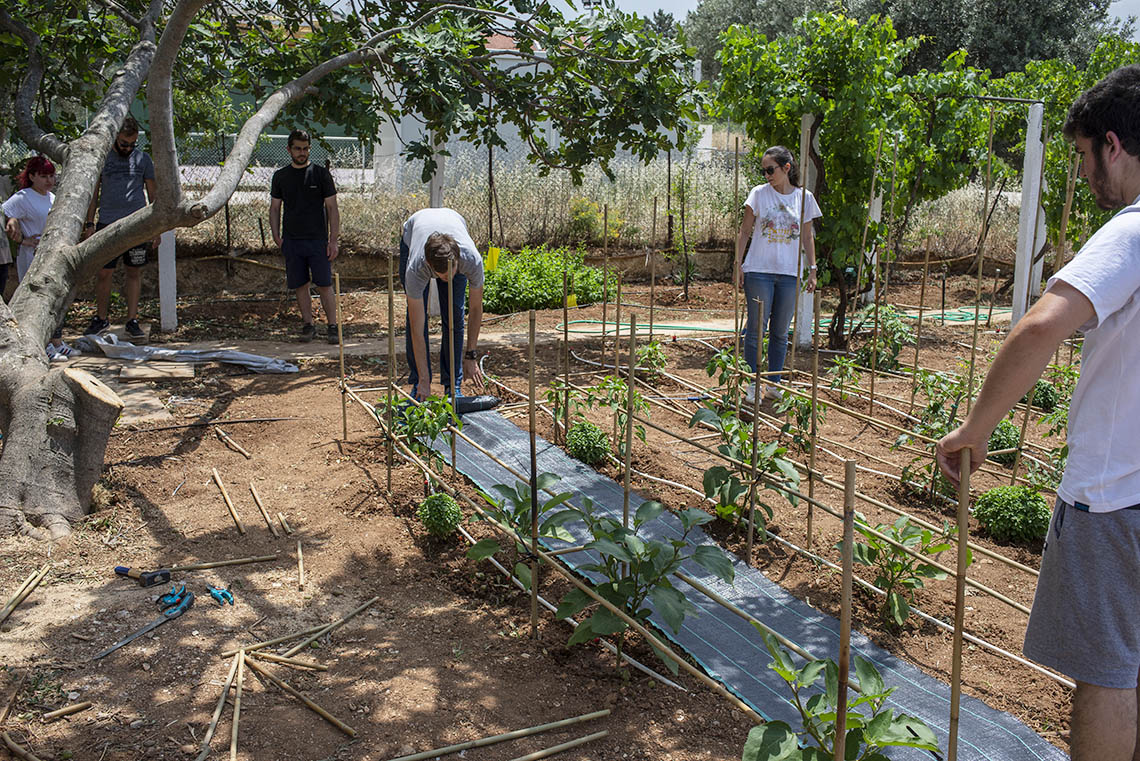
[0,0,700,538]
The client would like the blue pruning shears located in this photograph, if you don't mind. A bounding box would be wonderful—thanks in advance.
[207,585,234,606]
[92,589,194,660]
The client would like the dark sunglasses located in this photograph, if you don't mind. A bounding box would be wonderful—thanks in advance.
[761,165,779,176]
[116,140,137,150]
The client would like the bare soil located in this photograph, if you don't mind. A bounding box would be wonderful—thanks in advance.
[0,268,1070,760]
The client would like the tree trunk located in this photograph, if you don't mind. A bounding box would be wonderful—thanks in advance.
[0,363,122,539]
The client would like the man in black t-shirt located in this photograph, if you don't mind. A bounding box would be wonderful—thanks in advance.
[269,129,340,343]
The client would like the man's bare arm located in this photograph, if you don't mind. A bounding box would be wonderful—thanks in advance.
[269,198,282,247]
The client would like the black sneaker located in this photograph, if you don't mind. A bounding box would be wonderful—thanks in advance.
[125,318,145,341]
[300,323,316,343]
[327,324,340,345]
[86,316,110,335]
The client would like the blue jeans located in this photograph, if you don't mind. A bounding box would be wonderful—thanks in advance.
[399,239,466,394]
[743,272,797,384]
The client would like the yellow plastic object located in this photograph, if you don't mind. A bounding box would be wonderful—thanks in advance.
[485,246,501,272]
[566,293,578,308]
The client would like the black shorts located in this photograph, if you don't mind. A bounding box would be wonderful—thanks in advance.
[95,223,150,269]
[282,238,333,290]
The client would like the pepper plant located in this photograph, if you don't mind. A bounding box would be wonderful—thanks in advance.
[554,498,735,672]
[582,376,649,457]
[774,391,827,454]
[743,631,940,761]
[705,345,752,404]
[827,356,860,403]
[636,339,668,378]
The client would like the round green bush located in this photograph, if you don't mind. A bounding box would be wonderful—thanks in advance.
[416,493,462,537]
[987,419,1021,465]
[1020,379,1061,412]
[566,420,610,466]
[973,485,1052,543]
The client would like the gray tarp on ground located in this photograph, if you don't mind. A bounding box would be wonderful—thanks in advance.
[75,334,299,373]
[441,410,1068,761]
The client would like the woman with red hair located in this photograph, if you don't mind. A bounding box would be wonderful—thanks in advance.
[3,156,78,358]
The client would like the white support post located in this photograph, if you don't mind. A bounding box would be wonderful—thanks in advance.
[862,193,883,306]
[796,113,816,347]
[1013,103,1045,326]
[1031,196,1047,298]
[428,133,446,208]
[158,229,177,332]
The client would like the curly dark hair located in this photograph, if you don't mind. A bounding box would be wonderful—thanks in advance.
[1064,64,1140,157]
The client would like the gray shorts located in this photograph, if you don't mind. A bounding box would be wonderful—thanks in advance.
[1023,498,1140,688]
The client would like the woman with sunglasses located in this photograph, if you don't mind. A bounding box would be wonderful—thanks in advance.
[734,145,821,404]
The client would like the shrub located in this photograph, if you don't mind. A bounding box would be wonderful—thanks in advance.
[483,246,606,313]
[973,486,1051,543]
[416,493,462,537]
[988,419,1021,464]
[1021,378,1060,412]
[566,420,610,465]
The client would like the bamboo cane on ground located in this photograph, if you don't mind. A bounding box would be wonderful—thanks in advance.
[282,596,380,658]
[211,468,246,535]
[194,653,241,761]
[230,651,245,760]
[0,563,50,628]
[383,710,610,761]
[249,483,279,537]
[243,658,357,737]
[506,731,609,761]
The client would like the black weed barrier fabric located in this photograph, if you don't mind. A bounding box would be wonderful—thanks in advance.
[437,411,1068,761]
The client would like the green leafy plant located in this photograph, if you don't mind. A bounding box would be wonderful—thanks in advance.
[840,514,967,628]
[987,418,1021,465]
[853,304,914,371]
[702,466,749,523]
[973,485,1052,544]
[705,345,753,403]
[636,339,668,377]
[827,356,860,403]
[566,420,610,465]
[554,498,735,671]
[466,473,576,588]
[417,493,462,537]
[743,631,940,761]
[483,246,606,313]
[774,391,827,453]
[582,376,649,456]
[894,368,967,501]
[566,197,628,244]
[1020,378,1060,413]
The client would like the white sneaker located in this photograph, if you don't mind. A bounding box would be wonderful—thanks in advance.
[57,341,80,359]
[46,341,80,362]
[743,383,757,405]
[764,385,781,401]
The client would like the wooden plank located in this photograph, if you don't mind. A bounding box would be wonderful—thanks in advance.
[119,363,195,381]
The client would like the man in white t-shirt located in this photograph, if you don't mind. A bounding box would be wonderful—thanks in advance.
[938,65,1140,760]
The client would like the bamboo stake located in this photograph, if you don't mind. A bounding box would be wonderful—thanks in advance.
[528,310,540,639]
[834,461,856,761]
[282,596,380,658]
[297,541,305,590]
[986,268,1000,328]
[243,658,357,737]
[650,255,656,341]
[215,428,252,459]
[909,238,932,416]
[807,295,820,550]
[1054,149,1079,272]
[448,261,457,477]
[560,269,569,444]
[387,253,395,494]
[506,731,609,761]
[336,272,347,441]
[211,468,246,535]
[384,710,611,761]
[1,732,44,761]
[850,132,885,345]
[745,299,764,563]
[0,563,49,628]
[194,654,240,761]
[967,108,996,417]
[220,623,329,657]
[230,651,245,760]
[1,672,26,723]
[789,153,809,374]
[278,512,294,535]
[248,484,279,537]
[602,247,609,362]
[948,448,973,761]
[170,554,276,573]
[42,701,91,722]
[613,274,622,375]
[245,651,327,671]
[1010,384,1036,485]
[869,234,882,410]
[623,316,638,531]
[882,134,900,297]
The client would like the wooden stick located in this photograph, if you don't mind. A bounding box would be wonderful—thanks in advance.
[170,554,276,573]
[1010,384,1036,485]
[245,651,327,671]
[249,484,279,537]
[42,701,91,722]
[386,253,395,494]
[336,272,348,442]
[0,563,50,627]
[807,295,820,550]
[194,653,240,761]
[282,596,379,658]
[834,461,856,761]
[909,238,932,415]
[1,732,45,761]
[211,468,246,535]
[220,623,329,658]
[948,447,973,761]
[0,672,26,723]
[230,651,245,760]
[297,541,305,590]
[505,730,609,761]
[243,658,356,737]
[1,570,37,621]
[966,108,996,417]
[383,710,610,761]
[215,428,252,459]
[622,316,638,531]
[278,513,294,535]
[745,299,764,563]
[527,310,540,639]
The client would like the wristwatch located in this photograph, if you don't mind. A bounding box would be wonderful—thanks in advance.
[464,350,477,360]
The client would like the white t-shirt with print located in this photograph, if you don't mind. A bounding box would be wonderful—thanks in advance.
[1050,199,1140,511]
[2,187,55,280]
[742,183,822,277]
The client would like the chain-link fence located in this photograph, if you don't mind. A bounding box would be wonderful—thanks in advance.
[176,131,748,254]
